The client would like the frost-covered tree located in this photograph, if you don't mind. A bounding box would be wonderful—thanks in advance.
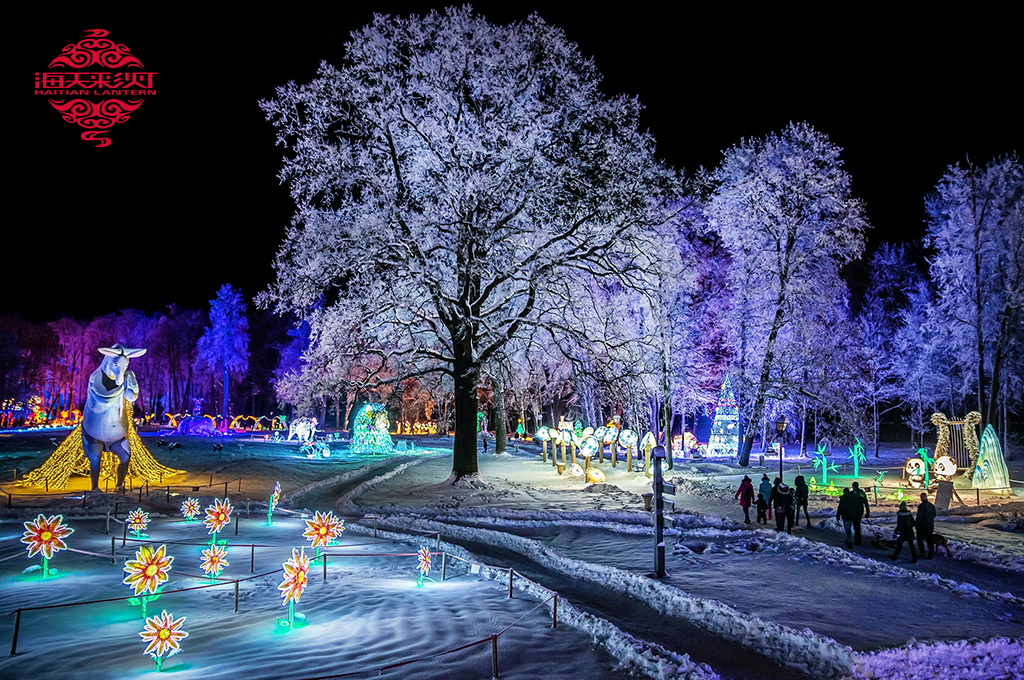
[197,284,249,418]
[259,8,676,479]
[925,155,1024,431]
[707,122,868,466]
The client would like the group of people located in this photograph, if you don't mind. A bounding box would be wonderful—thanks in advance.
[733,473,810,533]
[734,473,940,563]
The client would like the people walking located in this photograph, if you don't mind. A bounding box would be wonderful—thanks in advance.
[772,482,794,533]
[851,481,870,546]
[759,474,773,520]
[794,475,810,527]
[836,487,859,549]
[756,493,768,524]
[890,501,918,562]
[734,475,755,524]
[916,492,936,559]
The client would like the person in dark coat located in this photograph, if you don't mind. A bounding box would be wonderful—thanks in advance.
[890,501,918,562]
[915,492,937,559]
[734,475,755,523]
[836,488,859,548]
[772,482,794,533]
[758,474,773,520]
[755,492,768,524]
[794,475,810,527]
[851,481,870,545]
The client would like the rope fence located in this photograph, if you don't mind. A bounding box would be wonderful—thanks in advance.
[3,524,561,678]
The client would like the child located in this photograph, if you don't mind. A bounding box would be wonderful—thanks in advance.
[756,492,768,524]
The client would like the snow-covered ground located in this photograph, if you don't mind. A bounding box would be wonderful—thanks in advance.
[1,432,1021,679]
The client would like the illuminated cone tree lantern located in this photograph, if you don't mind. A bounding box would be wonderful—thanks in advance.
[21,513,73,578]
[619,429,639,471]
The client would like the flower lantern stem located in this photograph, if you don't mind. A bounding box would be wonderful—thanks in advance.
[41,556,49,578]
[154,653,164,672]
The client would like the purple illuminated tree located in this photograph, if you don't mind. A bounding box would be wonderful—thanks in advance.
[197,284,249,419]
[707,122,868,466]
[259,8,677,480]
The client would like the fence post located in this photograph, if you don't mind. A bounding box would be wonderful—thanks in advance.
[250,545,254,573]
[374,517,378,538]
[491,635,499,678]
[441,553,447,581]
[105,512,110,535]
[209,473,214,487]
[224,482,228,499]
[45,478,49,493]
[323,553,328,582]
[114,501,119,518]
[234,581,239,613]
[508,569,514,598]
[111,536,116,563]
[7,492,11,508]
[552,594,558,628]
[122,522,127,547]
[166,487,170,503]
[235,513,239,536]
[11,468,15,482]
[138,486,142,503]
[246,500,250,518]
[436,532,441,554]
[976,488,981,506]
[238,477,242,492]
[873,486,877,504]
[10,609,20,655]
[83,491,87,508]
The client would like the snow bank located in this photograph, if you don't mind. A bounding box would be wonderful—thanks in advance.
[373,515,855,678]
[847,637,1024,680]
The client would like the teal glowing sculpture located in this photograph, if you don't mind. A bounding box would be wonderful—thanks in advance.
[812,444,838,485]
[706,376,739,458]
[972,425,1010,494]
[917,448,935,488]
[352,403,394,455]
[847,439,866,479]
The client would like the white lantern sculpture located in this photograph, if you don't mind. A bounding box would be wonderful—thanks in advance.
[640,432,658,478]
[602,426,619,467]
[535,427,552,464]
[619,429,639,471]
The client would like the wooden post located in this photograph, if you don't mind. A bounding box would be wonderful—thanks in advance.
[508,569,514,598]
[239,477,243,492]
[235,513,239,535]
[210,473,214,487]
[114,501,119,518]
[246,500,250,518]
[111,536,116,563]
[374,517,378,538]
[323,553,328,582]
[441,553,447,581]
[250,545,255,573]
[552,594,558,628]
[82,491,87,508]
[873,486,877,504]
[491,635,499,679]
[105,512,110,535]
[976,488,981,506]
[11,468,15,482]
[45,479,49,493]
[224,482,229,499]
[6,492,9,508]
[165,486,170,503]
[138,486,142,502]
[10,609,20,655]
[234,581,239,613]
[435,533,441,554]
[122,522,127,547]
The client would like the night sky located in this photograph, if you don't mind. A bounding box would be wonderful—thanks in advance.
[7,5,1019,322]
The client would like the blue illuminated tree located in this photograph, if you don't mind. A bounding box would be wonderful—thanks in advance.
[197,284,249,419]
[847,438,866,478]
[812,444,838,485]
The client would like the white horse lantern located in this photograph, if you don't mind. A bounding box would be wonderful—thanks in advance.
[82,344,146,490]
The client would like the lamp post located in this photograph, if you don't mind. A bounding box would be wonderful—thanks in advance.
[775,415,788,483]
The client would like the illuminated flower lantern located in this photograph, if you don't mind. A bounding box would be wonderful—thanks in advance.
[619,429,639,471]
[416,545,432,587]
[127,508,150,537]
[180,498,200,522]
[204,498,233,545]
[303,510,344,558]
[351,404,394,456]
[123,544,173,617]
[559,428,573,468]
[200,544,229,579]
[267,481,281,525]
[640,432,657,478]
[535,427,552,464]
[278,548,310,629]
[601,427,619,466]
[934,456,957,481]
[139,609,188,672]
[21,513,73,578]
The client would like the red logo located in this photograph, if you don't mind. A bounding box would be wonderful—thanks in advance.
[35,29,156,147]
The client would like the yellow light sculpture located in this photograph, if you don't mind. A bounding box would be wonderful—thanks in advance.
[20,402,184,490]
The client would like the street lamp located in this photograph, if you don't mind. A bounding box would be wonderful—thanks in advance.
[775,415,788,483]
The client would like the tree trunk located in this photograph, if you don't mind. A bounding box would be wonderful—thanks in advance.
[222,363,230,419]
[800,402,807,457]
[873,394,880,458]
[739,296,787,466]
[451,348,480,479]
[492,366,507,455]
